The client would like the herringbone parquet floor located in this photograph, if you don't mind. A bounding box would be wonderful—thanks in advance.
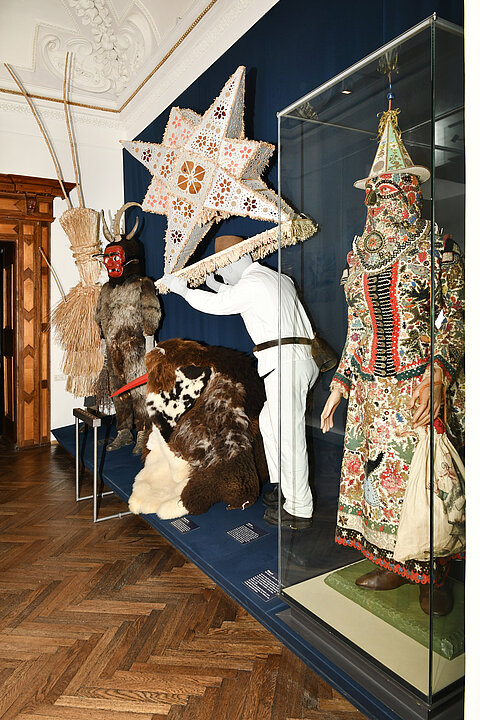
[0,439,366,720]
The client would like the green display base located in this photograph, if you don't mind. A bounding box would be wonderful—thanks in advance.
[324,560,464,660]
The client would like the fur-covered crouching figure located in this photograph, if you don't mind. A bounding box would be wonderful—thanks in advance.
[128,338,268,519]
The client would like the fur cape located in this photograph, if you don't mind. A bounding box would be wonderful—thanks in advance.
[129,339,268,519]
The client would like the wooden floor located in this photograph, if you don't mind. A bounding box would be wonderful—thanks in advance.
[0,439,366,720]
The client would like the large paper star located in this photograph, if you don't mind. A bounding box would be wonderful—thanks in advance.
[122,66,294,279]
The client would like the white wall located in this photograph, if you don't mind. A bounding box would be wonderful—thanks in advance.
[0,99,126,429]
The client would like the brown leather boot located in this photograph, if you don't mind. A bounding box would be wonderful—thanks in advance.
[355,566,410,590]
[419,582,454,616]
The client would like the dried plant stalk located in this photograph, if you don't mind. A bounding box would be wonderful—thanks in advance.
[63,53,85,208]
[4,63,73,208]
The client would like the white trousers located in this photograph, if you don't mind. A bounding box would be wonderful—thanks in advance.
[259,357,319,518]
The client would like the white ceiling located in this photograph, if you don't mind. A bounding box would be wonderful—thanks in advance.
[0,0,215,110]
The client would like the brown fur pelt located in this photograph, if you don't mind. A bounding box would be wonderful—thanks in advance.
[129,338,268,519]
[95,276,161,431]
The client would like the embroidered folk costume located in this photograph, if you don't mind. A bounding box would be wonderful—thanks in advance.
[329,111,464,586]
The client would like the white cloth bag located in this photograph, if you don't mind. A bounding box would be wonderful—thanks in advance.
[393,423,466,563]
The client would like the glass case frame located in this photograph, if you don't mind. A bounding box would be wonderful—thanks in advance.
[276,15,465,720]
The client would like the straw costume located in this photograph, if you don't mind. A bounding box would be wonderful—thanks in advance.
[5,56,104,397]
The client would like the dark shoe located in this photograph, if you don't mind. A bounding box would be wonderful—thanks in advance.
[107,428,134,451]
[419,582,454,616]
[132,429,148,455]
[355,567,410,590]
[264,506,312,529]
[262,485,284,508]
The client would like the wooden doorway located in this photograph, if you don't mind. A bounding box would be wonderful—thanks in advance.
[0,174,74,448]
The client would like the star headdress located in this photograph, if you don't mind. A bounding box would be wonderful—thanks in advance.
[354,109,430,190]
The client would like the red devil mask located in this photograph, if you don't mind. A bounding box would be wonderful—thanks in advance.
[103,244,125,278]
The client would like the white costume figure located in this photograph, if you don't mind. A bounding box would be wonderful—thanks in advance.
[163,235,319,527]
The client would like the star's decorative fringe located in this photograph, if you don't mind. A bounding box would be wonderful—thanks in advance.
[155,216,318,293]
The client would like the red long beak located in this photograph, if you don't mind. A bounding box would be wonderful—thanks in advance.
[110,373,148,397]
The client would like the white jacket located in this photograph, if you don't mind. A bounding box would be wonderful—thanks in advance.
[185,262,314,376]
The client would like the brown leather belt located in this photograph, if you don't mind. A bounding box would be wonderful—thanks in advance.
[253,337,313,352]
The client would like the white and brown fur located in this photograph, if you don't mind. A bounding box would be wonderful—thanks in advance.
[129,338,268,519]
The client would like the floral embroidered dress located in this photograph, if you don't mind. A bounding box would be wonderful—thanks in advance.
[331,173,464,584]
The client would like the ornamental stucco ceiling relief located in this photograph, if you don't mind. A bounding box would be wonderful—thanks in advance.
[42,0,151,95]
[0,0,207,108]
[0,0,279,126]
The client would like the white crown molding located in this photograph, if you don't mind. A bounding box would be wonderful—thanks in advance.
[121,0,279,138]
[0,98,125,130]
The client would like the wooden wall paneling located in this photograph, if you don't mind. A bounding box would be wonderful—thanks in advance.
[21,220,37,446]
[40,223,50,443]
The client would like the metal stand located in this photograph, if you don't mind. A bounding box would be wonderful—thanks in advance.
[74,407,131,523]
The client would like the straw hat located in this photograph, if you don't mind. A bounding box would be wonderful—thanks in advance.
[214,235,244,253]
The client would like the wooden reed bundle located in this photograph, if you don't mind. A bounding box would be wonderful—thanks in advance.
[52,207,104,397]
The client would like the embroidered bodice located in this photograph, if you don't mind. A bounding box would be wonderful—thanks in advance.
[331,228,464,396]
[331,173,464,396]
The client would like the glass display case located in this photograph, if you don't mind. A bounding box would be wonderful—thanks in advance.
[277,16,464,720]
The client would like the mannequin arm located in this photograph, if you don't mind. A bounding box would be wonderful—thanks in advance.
[408,365,444,427]
[320,388,342,433]
[140,277,162,335]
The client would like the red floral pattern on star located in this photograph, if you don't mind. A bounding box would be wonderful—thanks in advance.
[170,230,183,244]
[214,105,226,120]
[243,197,257,212]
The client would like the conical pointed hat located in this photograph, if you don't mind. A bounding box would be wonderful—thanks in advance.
[354,110,430,189]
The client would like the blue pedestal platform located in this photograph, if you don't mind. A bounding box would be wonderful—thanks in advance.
[53,420,404,720]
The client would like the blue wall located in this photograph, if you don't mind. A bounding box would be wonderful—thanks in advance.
[123,0,463,353]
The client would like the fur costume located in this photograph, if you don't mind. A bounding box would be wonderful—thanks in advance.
[96,276,160,433]
[96,203,162,452]
[129,339,268,519]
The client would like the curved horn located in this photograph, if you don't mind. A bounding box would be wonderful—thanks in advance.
[126,215,140,240]
[112,201,142,238]
[101,210,114,243]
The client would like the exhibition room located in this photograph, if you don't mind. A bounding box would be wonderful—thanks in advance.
[0,1,475,718]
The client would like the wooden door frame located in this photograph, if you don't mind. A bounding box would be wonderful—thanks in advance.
[0,174,75,448]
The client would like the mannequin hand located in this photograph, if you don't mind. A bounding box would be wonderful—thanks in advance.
[205,273,222,292]
[162,273,188,297]
[408,366,444,427]
[320,389,342,433]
